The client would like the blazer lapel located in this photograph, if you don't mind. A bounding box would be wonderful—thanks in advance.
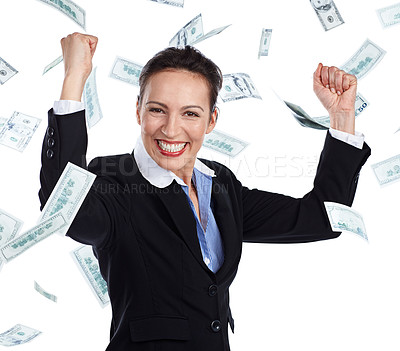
[211,177,242,280]
[155,181,211,272]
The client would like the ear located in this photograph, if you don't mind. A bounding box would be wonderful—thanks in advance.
[205,107,218,134]
[136,97,141,126]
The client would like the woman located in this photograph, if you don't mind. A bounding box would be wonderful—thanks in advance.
[39,32,371,351]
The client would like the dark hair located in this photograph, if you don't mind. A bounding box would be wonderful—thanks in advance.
[138,46,223,113]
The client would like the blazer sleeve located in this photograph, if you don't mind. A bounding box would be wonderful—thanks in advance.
[242,131,371,243]
[38,109,130,249]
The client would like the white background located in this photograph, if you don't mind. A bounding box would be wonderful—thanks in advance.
[0,0,399,350]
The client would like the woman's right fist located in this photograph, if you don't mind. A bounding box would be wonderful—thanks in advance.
[60,32,98,81]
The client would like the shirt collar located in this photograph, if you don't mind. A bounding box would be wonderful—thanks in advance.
[133,136,215,188]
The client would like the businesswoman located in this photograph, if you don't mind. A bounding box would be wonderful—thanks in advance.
[39,33,371,351]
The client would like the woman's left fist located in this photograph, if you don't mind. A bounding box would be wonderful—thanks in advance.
[313,63,357,134]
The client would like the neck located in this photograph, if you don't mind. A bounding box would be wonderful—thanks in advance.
[173,170,193,187]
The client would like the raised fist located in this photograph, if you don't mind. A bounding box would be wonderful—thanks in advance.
[60,32,98,82]
[313,63,357,134]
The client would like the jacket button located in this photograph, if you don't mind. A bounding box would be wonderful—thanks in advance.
[210,320,221,333]
[46,149,54,159]
[47,127,54,137]
[208,284,218,296]
[47,138,55,147]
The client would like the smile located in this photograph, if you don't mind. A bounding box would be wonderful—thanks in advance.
[155,139,188,156]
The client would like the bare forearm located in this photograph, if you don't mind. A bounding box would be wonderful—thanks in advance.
[60,72,87,101]
[330,111,355,135]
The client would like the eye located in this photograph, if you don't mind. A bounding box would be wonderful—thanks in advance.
[184,111,200,117]
[149,107,165,114]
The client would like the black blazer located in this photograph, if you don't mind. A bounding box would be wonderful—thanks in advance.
[39,109,371,351]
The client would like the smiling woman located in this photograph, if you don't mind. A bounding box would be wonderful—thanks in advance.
[137,70,217,185]
[38,32,371,351]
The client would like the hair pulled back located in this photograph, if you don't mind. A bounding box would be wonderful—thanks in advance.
[138,46,223,113]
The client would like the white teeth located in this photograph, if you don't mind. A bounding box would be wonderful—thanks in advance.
[157,140,186,153]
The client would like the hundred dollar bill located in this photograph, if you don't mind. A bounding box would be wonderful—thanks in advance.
[284,101,327,130]
[169,13,204,47]
[36,0,86,29]
[192,24,231,45]
[0,57,18,85]
[43,55,63,75]
[0,117,7,129]
[0,112,41,152]
[377,3,400,28]
[38,162,96,236]
[354,92,369,117]
[148,0,184,7]
[285,92,369,130]
[84,67,103,128]
[310,0,344,31]
[71,245,110,307]
[340,39,386,80]
[324,202,368,241]
[203,129,249,157]
[0,212,67,263]
[371,154,400,186]
[0,324,41,347]
[258,29,272,58]
[110,57,143,86]
[219,73,261,102]
[34,281,57,302]
[0,208,23,247]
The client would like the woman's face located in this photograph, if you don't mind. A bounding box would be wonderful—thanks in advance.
[137,69,217,180]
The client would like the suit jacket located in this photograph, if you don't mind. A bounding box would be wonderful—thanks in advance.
[39,109,371,351]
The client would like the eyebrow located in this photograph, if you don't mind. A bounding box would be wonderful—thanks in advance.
[146,101,204,112]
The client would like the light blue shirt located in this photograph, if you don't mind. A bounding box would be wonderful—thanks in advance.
[133,136,224,273]
[180,167,224,272]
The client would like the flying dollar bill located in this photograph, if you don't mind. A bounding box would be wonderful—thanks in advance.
[170,14,230,47]
[169,13,204,47]
[285,92,369,130]
[0,324,41,347]
[43,55,63,75]
[0,112,41,152]
[340,39,386,80]
[376,3,400,28]
[84,67,103,128]
[71,245,110,307]
[38,162,96,236]
[284,101,327,130]
[203,129,249,157]
[36,0,86,29]
[192,24,231,45]
[148,0,184,7]
[371,154,400,186]
[110,57,143,86]
[0,209,23,247]
[0,212,67,263]
[258,29,272,58]
[219,73,261,102]
[324,202,368,241]
[0,57,18,85]
[0,117,7,129]
[310,0,344,31]
[34,281,57,302]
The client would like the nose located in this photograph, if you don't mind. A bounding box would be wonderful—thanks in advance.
[161,114,180,139]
